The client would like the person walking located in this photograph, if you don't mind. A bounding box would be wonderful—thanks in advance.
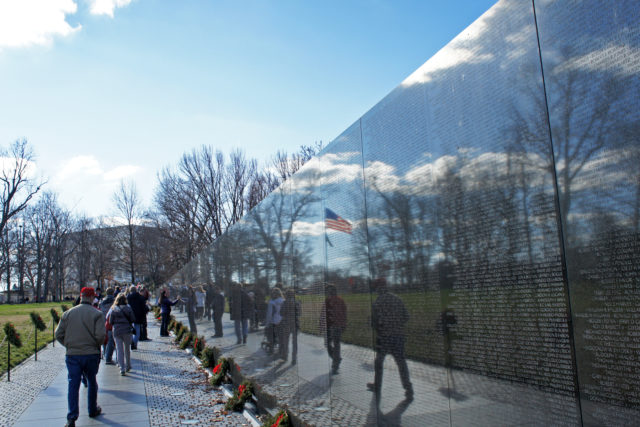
[367,278,413,402]
[280,288,300,364]
[320,284,347,374]
[159,290,180,336]
[211,286,225,337]
[98,288,116,365]
[55,287,106,427]
[126,285,148,350]
[107,293,135,376]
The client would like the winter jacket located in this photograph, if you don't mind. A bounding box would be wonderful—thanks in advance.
[127,290,148,323]
[107,305,135,337]
[55,302,105,356]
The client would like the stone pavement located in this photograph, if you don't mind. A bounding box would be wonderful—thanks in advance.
[173,310,582,426]
[1,315,250,426]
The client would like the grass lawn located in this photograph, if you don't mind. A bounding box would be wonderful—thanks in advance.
[297,291,448,364]
[0,302,68,373]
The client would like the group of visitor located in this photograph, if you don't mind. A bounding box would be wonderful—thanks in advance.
[55,283,153,426]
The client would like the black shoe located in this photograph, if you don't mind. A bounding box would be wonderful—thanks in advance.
[366,382,376,392]
[89,406,102,418]
[236,340,242,345]
[243,336,247,344]
[331,367,339,375]
[65,419,76,427]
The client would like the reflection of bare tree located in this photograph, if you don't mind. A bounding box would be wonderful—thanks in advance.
[368,177,435,287]
[510,54,627,244]
[252,173,319,285]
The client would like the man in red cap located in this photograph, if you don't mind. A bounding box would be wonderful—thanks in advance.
[56,287,106,426]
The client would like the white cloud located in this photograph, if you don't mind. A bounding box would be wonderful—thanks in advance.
[88,0,133,18]
[56,155,102,180]
[54,154,140,184]
[554,44,640,77]
[104,164,141,181]
[49,155,142,216]
[0,156,38,178]
[0,0,81,48]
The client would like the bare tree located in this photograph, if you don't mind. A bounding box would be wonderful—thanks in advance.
[89,218,116,289]
[113,180,142,284]
[0,139,45,237]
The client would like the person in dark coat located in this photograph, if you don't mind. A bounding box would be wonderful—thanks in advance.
[159,290,180,336]
[98,288,116,364]
[211,286,225,337]
[367,278,413,402]
[230,283,252,344]
[320,284,347,374]
[280,288,300,364]
[139,285,151,341]
[126,286,148,350]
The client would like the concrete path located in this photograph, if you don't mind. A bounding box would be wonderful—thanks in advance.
[171,310,582,426]
[1,315,249,427]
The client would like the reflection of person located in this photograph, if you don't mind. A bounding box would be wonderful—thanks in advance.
[320,284,347,374]
[230,283,252,344]
[205,284,214,321]
[159,290,180,336]
[55,287,106,426]
[280,288,300,364]
[211,286,225,337]
[195,285,206,320]
[186,286,198,335]
[367,278,413,402]
[265,287,284,353]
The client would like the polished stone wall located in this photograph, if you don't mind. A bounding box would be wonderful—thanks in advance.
[171,1,640,425]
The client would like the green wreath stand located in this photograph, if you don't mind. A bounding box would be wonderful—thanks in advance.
[4,322,22,382]
[30,312,47,361]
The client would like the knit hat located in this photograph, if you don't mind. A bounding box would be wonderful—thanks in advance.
[80,287,96,298]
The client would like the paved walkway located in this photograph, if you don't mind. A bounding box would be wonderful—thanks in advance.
[172,310,585,427]
[0,315,248,427]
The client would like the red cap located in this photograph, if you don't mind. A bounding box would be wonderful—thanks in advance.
[80,287,96,297]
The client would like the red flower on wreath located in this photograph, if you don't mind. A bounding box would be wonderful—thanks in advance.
[213,363,222,374]
[238,384,246,395]
[272,413,285,427]
[236,364,241,372]
[194,338,198,348]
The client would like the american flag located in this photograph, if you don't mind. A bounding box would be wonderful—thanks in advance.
[325,208,352,234]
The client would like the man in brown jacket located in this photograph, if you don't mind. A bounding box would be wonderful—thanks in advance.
[56,287,106,426]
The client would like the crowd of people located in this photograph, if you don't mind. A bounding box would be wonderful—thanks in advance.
[54,277,412,425]
[55,283,153,427]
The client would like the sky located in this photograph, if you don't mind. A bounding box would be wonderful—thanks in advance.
[0,0,497,219]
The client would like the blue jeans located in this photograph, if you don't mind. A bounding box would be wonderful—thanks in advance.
[104,330,115,362]
[133,324,141,347]
[234,319,248,342]
[66,354,100,421]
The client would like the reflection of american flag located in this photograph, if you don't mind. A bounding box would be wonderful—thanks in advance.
[325,208,352,234]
